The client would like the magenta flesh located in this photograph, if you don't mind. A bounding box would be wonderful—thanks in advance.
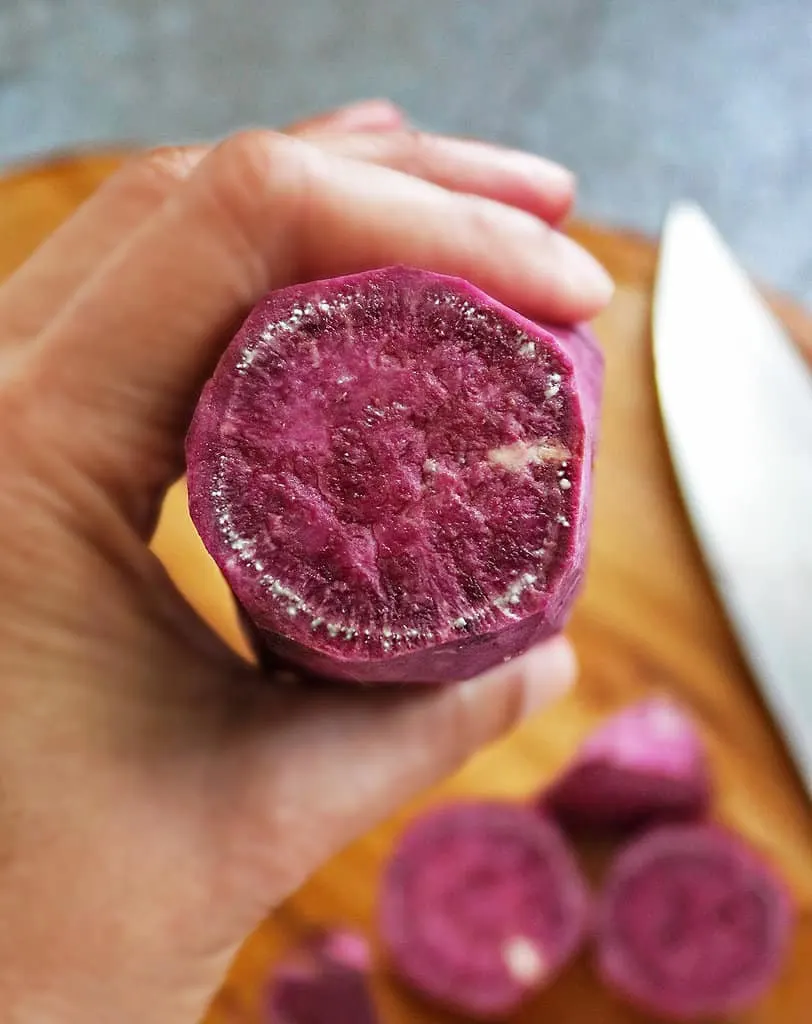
[186,266,603,684]
[378,801,590,1018]
[266,929,379,1024]
[543,698,711,831]
[596,824,795,1019]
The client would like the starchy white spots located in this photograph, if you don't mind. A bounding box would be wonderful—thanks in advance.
[518,340,536,358]
[559,477,572,490]
[503,936,547,986]
[236,346,259,375]
[327,623,341,637]
[488,439,571,470]
[494,572,538,617]
[556,514,571,527]
[545,373,562,399]
[423,458,440,473]
[453,616,468,629]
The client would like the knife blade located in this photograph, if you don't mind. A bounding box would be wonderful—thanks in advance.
[653,201,812,792]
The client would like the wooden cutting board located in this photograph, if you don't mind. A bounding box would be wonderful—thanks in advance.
[2,151,811,1023]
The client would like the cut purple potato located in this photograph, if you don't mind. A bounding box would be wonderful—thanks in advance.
[542,697,711,832]
[266,929,379,1024]
[378,801,591,1018]
[596,824,795,1020]
[186,266,603,684]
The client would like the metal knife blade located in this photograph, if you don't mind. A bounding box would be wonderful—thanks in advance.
[653,201,812,792]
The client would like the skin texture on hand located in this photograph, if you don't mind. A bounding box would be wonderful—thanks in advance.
[0,100,611,1023]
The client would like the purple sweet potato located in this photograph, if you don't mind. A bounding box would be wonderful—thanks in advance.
[378,801,591,1018]
[186,266,603,684]
[543,697,711,831]
[595,824,795,1019]
[266,929,379,1024]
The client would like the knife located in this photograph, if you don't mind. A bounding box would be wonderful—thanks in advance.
[653,201,812,793]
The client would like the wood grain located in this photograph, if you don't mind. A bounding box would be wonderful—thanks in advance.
[2,150,811,1024]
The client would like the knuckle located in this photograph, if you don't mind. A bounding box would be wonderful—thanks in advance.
[107,145,204,202]
[139,144,208,182]
[197,130,315,280]
[206,129,306,210]
[392,128,436,176]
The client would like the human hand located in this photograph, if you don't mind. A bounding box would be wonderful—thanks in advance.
[0,99,612,1022]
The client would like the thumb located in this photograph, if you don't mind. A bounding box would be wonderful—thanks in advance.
[217,636,576,911]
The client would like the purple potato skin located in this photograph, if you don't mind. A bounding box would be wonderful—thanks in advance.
[378,801,591,1019]
[596,824,795,1020]
[542,697,712,832]
[266,929,379,1024]
[186,266,603,685]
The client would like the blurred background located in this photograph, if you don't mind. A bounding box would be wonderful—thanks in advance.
[0,0,810,301]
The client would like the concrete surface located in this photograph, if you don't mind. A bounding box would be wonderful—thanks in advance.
[1,0,810,302]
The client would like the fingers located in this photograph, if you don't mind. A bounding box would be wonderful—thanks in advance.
[287,97,407,136]
[0,124,571,352]
[224,636,577,902]
[1,128,571,351]
[0,147,208,347]
[316,130,575,223]
[0,101,406,347]
[0,105,572,354]
[29,130,611,521]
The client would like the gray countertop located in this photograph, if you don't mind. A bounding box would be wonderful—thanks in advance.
[1,0,810,303]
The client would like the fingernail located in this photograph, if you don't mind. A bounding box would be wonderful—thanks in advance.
[555,233,615,304]
[517,636,578,718]
[330,98,406,132]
